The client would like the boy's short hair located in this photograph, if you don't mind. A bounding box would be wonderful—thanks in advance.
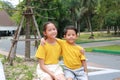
[63,26,78,35]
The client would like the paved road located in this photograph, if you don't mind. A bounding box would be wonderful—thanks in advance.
[0,38,37,56]
[79,40,120,80]
[0,37,120,80]
[86,52,120,80]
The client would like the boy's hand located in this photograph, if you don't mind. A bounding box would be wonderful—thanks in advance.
[80,48,85,54]
[40,38,46,46]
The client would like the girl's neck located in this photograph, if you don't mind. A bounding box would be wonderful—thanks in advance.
[46,38,56,44]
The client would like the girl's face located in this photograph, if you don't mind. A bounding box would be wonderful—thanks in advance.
[43,23,57,39]
[64,29,77,44]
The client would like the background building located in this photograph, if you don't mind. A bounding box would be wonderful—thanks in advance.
[0,10,17,36]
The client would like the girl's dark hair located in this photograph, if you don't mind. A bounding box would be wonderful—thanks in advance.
[43,21,55,31]
[63,25,78,35]
[42,21,56,39]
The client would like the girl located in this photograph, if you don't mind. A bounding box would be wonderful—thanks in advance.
[35,22,66,80]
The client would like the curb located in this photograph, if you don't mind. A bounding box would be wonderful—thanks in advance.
[92,49,120,54]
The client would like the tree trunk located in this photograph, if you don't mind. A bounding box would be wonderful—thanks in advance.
[77,21,80,37]
[86,16,94,39]
[25,15,31,59]
[107,26,110,34]
[114,26,117,35]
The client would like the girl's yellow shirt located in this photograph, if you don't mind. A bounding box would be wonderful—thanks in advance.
[35,42,61,64]
[57,39,86,70]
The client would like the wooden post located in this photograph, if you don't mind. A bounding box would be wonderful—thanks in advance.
[7,16,24,65]
[7,7,41,65]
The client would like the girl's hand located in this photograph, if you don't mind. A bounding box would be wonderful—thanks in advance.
[51,74,58,80]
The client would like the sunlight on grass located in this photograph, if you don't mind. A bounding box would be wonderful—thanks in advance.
[85,45,120,52]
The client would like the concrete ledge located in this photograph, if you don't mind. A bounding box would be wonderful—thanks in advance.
[92,49,120,54]
[0,61,6,80]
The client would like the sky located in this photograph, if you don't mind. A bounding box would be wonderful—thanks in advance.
[3,0,23,6]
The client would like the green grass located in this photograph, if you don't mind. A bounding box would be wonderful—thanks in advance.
[0,54,3,58]
[85,45,120,52]
[1,56,38,80]
[76,32,120,43]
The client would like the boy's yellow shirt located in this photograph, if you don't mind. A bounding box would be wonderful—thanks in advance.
[35,42,61,64]
[57,39,86,70]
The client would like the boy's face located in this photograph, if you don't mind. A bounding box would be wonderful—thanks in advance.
[64,29,77,44]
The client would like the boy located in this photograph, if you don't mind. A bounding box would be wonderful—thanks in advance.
[57,26,88,80]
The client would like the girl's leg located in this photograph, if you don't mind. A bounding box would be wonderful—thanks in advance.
[56,74,66,80]
[43,76,53,80]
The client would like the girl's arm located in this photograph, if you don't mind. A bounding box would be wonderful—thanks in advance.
[38,59,57,80]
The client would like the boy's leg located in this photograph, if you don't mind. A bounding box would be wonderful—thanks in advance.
[63,66,75,80]
[67,78,73,80]
[74,67,88,80]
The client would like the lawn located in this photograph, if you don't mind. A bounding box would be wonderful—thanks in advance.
[85,45,120,52]
[76,31,120,43]
[1,57,38,80]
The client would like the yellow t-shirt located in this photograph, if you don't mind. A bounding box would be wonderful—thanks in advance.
[35,42,61,64]
[57,39,86,70]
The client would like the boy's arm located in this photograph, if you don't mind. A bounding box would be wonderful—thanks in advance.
[40,38,64,46]
[82,60,88,80]
[80,48,88,73]
[40,37,46,46]
[81,60,88,73]
[80,48,85,55]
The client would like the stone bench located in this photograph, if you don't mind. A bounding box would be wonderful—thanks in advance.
[0,61,6,80]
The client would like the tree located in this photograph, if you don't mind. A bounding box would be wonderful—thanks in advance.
[83,0,97,39]
[0,1,15,16]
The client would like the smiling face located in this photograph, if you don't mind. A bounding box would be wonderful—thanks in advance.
[64,29,77,44]
[43,23,57,39]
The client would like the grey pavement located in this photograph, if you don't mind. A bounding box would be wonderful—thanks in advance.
[88,72,120,80]
[86,52,120,80]
[0,37,120,80]
[86,52,120,70]
[0,37,37,56]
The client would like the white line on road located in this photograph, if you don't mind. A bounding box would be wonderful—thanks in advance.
[88,66,120,76]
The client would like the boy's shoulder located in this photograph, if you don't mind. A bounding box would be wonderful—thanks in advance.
[75,44,83,49]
